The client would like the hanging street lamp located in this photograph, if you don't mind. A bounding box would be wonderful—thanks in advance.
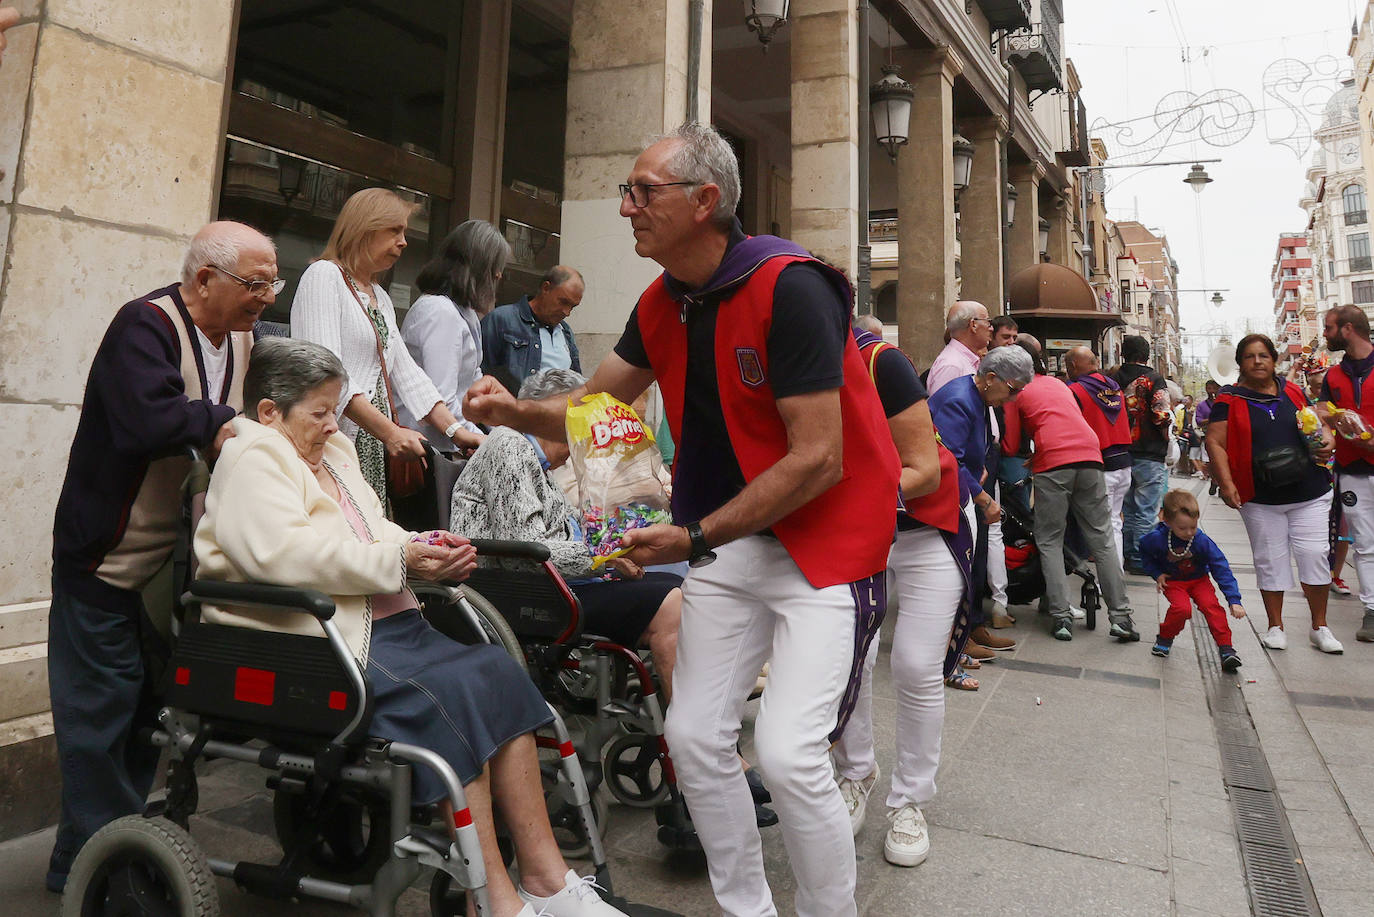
[1210,291,1224,306]
[744,0,789,48]
[1005,182,1018,227]
[952,133,976,194]
[1184,163,1214,194]
[1038,217,1050,254]
[870,65,915,161]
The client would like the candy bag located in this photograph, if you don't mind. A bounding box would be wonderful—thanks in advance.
[1325,402,1373,441]
[565,393,673,569]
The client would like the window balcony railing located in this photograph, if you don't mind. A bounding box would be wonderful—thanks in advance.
[1007,24,1063,93]
[1346,209,1367,226]
[1351,255,1373,272]
[978,0,1032,32]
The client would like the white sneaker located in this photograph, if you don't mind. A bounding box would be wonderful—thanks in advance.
[518,870,627,916]
[1070,604,1087,621]
[884,804,931,867]
[1310,626,1345,654]
[837,765,879,836]
[1261,626,1287,650]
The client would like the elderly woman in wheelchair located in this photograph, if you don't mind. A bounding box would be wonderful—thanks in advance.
[188,338,626,917]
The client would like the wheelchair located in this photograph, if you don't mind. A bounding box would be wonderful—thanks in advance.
[394,447,698,852]
[61,456,614,916]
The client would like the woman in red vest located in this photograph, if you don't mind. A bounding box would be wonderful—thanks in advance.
[832,326,973,870]
[1207,334,1339,654]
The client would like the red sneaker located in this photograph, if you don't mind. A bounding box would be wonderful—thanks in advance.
[1332,577,1352,596]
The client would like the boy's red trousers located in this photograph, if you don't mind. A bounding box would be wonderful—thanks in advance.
[1161,577,1233,647]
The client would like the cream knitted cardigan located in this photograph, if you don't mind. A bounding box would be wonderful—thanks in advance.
[291,259,443,441]
[194,418,413,663]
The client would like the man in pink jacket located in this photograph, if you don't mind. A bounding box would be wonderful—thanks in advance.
[1002,347,1138,643]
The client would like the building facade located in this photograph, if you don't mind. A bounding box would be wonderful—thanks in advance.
[0,0,1118,836]
[1114,221,1182,377]
[1270,233,1318,362]
[1303,79,1374,323]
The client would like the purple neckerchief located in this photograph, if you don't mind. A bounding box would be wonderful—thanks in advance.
[661,234,845,305]
[1075,371,1125,424]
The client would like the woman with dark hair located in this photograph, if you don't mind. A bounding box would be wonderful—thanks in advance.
[1207,333,1341,654]
[400,220,510,451]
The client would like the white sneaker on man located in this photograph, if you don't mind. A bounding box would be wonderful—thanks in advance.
[1261,626,1287,650]
[517,870,628,916]
[1070,604,1087,621]
[1310,626,1345,654]
[884,804,931,867]
[837,765,879,836]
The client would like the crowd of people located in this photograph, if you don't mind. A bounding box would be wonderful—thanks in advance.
[38,113,1374,917]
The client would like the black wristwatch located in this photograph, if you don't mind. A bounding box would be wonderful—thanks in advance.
[684,522,717,568]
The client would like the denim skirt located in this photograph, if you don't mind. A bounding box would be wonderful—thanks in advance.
[366,609,552,803]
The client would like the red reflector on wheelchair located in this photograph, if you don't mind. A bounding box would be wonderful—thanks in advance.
[454,807,473,828]
[328,690,347,710]
[559,740,575,758]
[233,667,276,706]
[174,667,190,686]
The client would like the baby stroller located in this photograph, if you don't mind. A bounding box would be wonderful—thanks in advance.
[1000,479,1100,630]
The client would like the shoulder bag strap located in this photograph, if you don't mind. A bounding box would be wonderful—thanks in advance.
[336,263,400,423]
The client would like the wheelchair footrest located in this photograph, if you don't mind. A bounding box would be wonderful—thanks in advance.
[403,825,453,859]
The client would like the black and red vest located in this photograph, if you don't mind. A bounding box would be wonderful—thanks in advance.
[1215,381,1308,504]
[855,331,961,534]
[637,255,899,588]
[1323,361,1374,469]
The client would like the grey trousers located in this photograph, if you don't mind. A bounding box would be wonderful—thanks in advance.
[1033,464,1133,625]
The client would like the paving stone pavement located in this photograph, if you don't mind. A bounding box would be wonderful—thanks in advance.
[2,473,1371,915]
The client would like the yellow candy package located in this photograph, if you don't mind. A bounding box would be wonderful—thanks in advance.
[565,393,673,568]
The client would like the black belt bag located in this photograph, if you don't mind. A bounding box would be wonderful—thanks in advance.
[1253,445,1309,489]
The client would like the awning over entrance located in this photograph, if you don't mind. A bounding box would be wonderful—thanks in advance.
[1007,262,1126,350]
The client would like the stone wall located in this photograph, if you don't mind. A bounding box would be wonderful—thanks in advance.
[0,0,236,840]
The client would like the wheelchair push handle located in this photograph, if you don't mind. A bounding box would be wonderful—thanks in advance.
[467,538,552,562]
[185,580,337,621]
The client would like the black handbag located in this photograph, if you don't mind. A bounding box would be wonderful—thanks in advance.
[1253,444,1309,489]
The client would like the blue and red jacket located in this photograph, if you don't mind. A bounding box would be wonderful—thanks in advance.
[635,240,899,588]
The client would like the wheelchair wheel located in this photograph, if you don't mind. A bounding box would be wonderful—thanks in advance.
[604,732,670,808]
[418,585,527,674]
[272,787,392,884]
[542,765,609,860]
[63,815,218,917]
[1081,581,1100,631]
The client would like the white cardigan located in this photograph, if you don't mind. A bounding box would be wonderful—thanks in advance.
[398,293,483,450]
[194,418,413,663]
[291,259,443,441]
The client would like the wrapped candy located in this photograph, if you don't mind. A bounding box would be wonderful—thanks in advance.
[565,393,673,570]
[1325,402,1373,441]
[1295,405,1331,468]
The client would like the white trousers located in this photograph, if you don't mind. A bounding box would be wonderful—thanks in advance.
[1104,467,1132,565]
[986,481,1008,604]
[664,536,858,917]
[832,525,964,808]
[1337,475,1374,608]
[1237,490,1333,593]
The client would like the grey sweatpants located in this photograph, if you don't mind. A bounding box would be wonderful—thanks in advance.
[1033,464,1133,626]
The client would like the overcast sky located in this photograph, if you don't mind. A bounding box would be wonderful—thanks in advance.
[1064,0,1363,365]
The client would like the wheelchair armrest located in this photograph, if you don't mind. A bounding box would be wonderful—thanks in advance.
[468,538,552,562]
[185,580,337,621]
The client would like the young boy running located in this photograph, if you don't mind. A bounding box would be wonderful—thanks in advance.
[1138,490,1247,671]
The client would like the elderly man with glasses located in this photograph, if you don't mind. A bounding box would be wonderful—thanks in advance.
[465,122,899,917]
[46,221,275,893]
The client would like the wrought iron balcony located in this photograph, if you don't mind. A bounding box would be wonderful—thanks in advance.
[978,0,1032,32]
[1007,25,1063,93]
[1059,94,1089,166]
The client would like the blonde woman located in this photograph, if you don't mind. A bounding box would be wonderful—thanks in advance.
[293,188,483,505]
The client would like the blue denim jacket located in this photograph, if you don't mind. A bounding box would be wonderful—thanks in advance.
[480,296,581,389]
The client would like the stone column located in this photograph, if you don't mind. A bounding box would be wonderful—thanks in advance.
[958,116,1007,314]
[0,0,237,840]
[896,46,962,370]
[559,0,706,371]
[453,0,512,224]
[789,0,859,276]
[1046,194,1075,267]
[1006,162,1045,281]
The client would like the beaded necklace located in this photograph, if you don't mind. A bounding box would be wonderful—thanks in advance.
[1166,529,1195,560]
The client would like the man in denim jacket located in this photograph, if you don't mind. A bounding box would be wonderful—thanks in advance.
[481,265,582,391]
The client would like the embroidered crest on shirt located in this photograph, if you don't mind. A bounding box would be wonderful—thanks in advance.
[735,347,766,388]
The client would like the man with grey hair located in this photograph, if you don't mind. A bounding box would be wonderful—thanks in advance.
[926,300,993,395]
[482,264,584,391]
[854,313,885,336]
[465,121,899,917]
[46,220,275,892]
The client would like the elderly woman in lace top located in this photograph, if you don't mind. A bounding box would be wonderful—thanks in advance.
[451,369,684,695]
